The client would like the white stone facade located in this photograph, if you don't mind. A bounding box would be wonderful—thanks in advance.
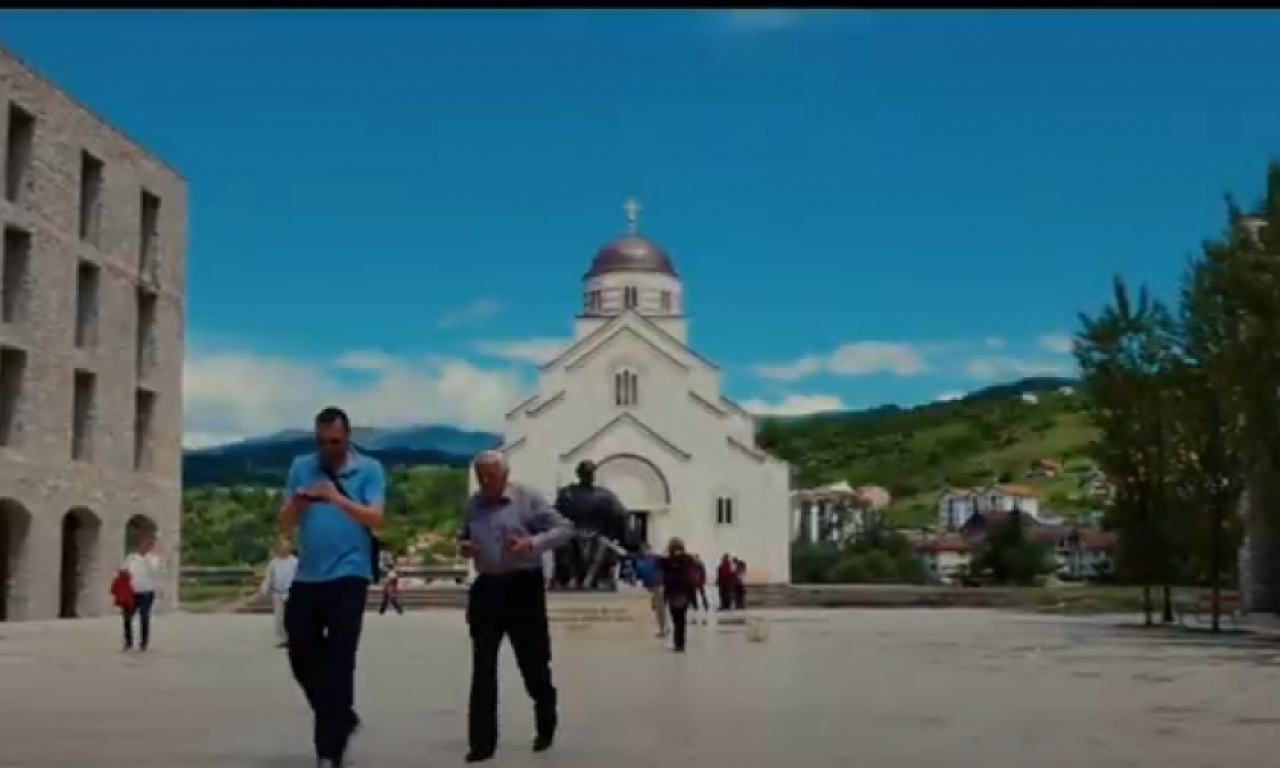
[474,220,792,583]
[0,46,186,621]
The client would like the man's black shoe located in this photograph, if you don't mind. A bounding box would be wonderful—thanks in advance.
[532,732,555,752]
[464,747,496,763]
[316,759,345,768]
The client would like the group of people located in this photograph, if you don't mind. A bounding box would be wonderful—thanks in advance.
[632,547,750,650]
[136,405,741,767]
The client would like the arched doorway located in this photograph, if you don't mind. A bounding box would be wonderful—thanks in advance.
[595,454,671,547]
[124,514,158,554]
[0,498,32,622]
[59,507,102,619]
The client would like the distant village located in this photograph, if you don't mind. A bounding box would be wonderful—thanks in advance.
[790,447,1116,585]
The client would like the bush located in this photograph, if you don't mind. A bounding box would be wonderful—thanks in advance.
[790,531,926,585]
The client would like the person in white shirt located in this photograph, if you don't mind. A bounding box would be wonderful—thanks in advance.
[261,540,299,647]
[121,537,163,652]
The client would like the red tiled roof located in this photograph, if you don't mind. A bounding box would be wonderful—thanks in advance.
[994,484,1038,497]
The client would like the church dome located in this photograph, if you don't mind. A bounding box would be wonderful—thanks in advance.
[585,234,678,279]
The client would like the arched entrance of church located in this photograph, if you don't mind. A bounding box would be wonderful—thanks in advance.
[124,514,158,554]
[0,498,32,622]
[594,454,671,547]
[59,507,102,618]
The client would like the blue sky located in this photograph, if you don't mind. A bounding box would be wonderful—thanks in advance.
[4,10,1279,445]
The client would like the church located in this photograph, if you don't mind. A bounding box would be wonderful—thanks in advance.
[481,201,793,584]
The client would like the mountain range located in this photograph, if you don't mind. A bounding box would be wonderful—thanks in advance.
[181,376,1079,488]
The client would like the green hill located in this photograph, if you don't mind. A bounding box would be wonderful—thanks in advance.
[757,377,1102,527]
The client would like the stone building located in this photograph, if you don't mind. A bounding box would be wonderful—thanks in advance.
[0,47,186,621]
[473,200,793,583]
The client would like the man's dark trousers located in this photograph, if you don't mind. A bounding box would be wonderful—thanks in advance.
[286,576,368,761]
[467,568,558,752]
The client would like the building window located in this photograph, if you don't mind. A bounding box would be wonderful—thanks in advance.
[659,290,672,313]
[139,189,161,283]
[586,290,603,313]
[715,496,735,526]
[5,103,35,204]
[74,260,101,349]
[1,226,32,325]
[0,345,27,447]
[613,368,638,407]
[136,287,158,379]
[72,369,97,461]
[134,388,156,471]
[623,286,638,309]
[79,151,104,244]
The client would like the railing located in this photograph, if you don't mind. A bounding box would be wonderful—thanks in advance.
[179,563,470,589]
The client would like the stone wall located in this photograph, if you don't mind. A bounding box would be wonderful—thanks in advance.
[0,46,186,621]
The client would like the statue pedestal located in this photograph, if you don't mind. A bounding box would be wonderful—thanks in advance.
[546,589,652,637]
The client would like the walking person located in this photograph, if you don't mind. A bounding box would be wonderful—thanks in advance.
[379,565,404,615]
[659,538,697,653]
[279,406,386,768]
[460,450,572,763]
[635,543,667,637]
[261,540,299,648]
[690,553,710,624]
[119,536,163,653]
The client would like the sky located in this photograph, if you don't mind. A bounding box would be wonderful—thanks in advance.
[3,10,1280,447]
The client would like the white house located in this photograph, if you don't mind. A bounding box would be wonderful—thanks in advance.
[475,201,793,584]
[973,484,1041,517]
[937,487,978,530]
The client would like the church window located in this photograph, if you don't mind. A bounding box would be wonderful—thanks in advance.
[623,286,639,309]
[613,368,639,407]
[586,290,603,313]
[659,290,672,313]
[715,496,735,525]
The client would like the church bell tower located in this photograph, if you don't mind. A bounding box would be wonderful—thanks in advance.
[574,198,687,343]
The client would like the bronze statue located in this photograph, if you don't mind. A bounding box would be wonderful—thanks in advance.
[552,460,635,590]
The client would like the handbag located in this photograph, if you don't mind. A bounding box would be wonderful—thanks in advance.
[321,466,383,584]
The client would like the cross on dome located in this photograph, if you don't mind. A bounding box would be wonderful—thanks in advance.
[623,198,641,234]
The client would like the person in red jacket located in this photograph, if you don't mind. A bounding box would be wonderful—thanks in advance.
[716,554,735,611]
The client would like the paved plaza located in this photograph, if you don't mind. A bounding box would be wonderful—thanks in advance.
[1,608,1278,768]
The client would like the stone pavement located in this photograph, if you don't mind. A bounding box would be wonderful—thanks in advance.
[1,609,1278,768]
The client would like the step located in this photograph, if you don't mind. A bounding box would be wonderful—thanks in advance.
[545,591,650,631]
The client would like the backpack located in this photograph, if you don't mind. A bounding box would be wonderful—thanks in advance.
[110,570,134,610]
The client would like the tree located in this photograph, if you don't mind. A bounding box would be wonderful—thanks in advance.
[1166,234,1247,631]
[970,513,1053,586]
[1210,165,1280,614]
[1075,278,1179,625]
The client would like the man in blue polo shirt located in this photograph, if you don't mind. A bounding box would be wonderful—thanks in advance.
[279,406,386,768]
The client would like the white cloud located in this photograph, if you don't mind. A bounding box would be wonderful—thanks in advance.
[1037,333,1074,355]
[715,9,870,36]
[183,347,528,444]
[720,10,808,33]
[965,356,1073,381]
[985,337,1005,349]
[741,393,847,417]
[752,341,929,381]
[935,391,965,402]
[473,338,569,366]
[436,298,502,329]
[182,431,245,450]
